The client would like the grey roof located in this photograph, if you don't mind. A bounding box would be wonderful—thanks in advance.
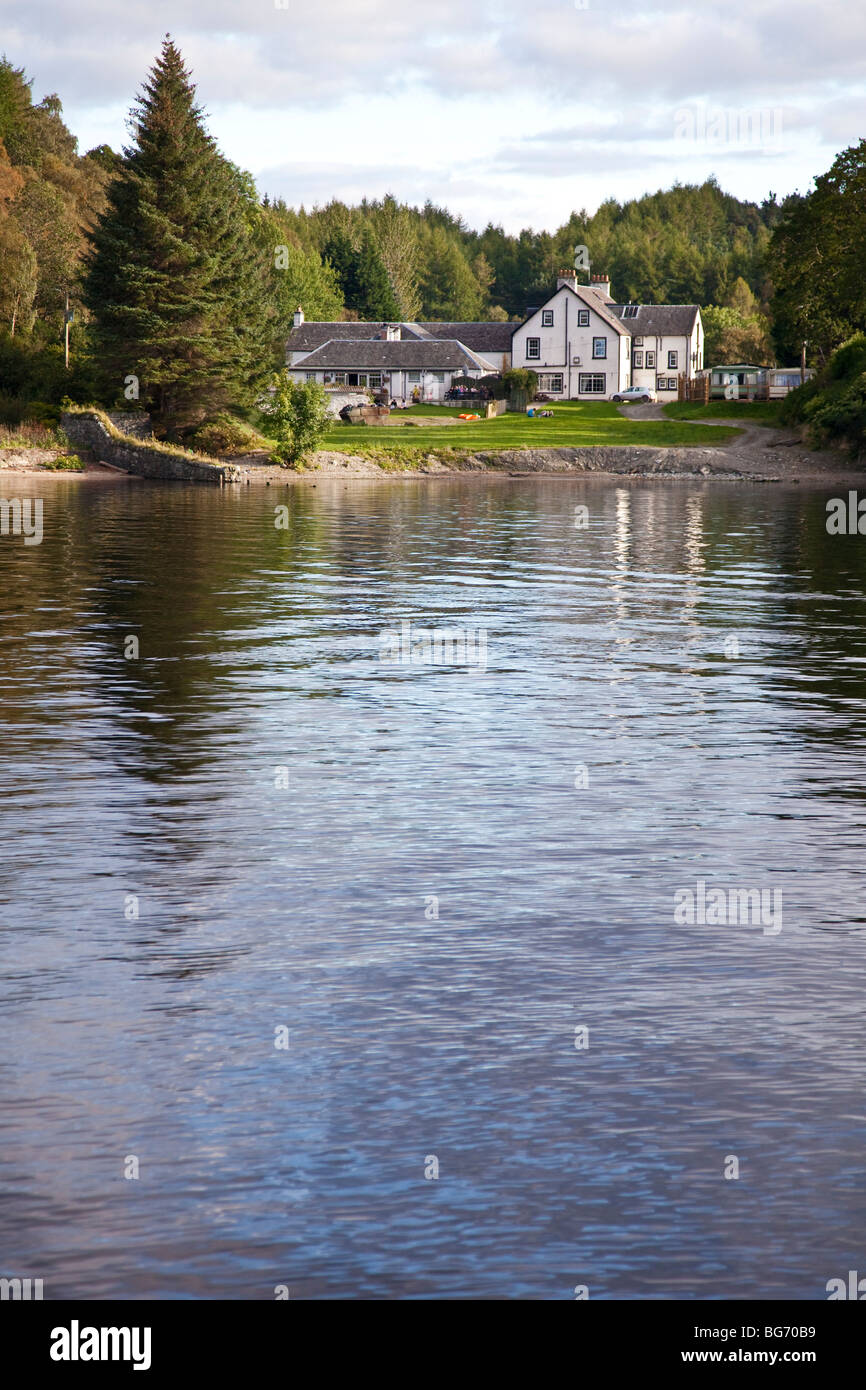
[611,304,700,336]
[420,322,515,353]
[287,318,515,356]
[291,338,498,372]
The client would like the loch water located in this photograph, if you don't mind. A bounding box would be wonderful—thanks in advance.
[1,473,865,1299]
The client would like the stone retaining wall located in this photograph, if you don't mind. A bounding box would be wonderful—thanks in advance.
[61,412,240,485]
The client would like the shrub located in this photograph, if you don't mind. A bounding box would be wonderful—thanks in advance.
[502,368,539,397]
[190,413,265,455]
[780,335,866,453]
[265,375,331,469]
[24,400,61,426]
[41,454,85,471]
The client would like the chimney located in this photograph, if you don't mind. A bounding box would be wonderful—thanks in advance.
[590,274,612,299]
[556,268,577,292]
[293,306,304,327]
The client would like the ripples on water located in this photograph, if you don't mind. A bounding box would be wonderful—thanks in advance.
[1,474,865,1298]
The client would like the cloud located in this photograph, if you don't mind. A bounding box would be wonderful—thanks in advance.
[1,0,862,227]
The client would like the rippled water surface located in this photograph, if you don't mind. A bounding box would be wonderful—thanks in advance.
[2,473,865,1299]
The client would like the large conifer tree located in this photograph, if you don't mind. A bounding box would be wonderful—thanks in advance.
[84,37,278,430]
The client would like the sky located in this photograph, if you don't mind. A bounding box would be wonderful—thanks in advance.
[2,0,864,233]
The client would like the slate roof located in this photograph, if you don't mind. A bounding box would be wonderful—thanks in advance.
[286,319,515,356]
[611,304,700,336]
[420,322,515,354]
[291,338,498,372]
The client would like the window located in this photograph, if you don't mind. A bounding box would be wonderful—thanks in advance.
[430,372,445,383]
[668,350,678,369]
[579,373,606,394]
[645,351,655,368]
[369,373,382,389]
[538,373,563,393]
[526,337,541,359]
[623,304,639,319]
[408,371,421,382]
[541,310,554,327]
[347,372,369,387]
[633,351,643,368]
[592,337,607,359]
[633,337,644,347]
[577,309,590,327]
[305,371,317,380]
[657,376,678,392]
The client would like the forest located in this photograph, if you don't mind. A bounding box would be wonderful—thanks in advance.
[0,42,864,433]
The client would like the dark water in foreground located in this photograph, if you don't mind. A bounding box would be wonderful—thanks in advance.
[1,473,865,1300]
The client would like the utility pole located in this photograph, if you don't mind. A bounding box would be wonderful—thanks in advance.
[64,293,73,370]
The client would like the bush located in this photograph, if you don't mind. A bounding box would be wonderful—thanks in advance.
[25,400,61,426]
[40,453,85,471]
[190,413,265,455]
[0,393,28,427]
[265,375,331,469]
[502,367,539,397]
[780,335,866,453]
[827,334,866,381]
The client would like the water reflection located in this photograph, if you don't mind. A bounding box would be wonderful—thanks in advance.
[1,474,865,1298]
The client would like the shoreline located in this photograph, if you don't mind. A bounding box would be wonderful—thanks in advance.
[2,428,863,488]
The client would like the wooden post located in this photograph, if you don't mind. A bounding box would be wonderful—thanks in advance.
[64,293,70,371]
[800,340,807,387]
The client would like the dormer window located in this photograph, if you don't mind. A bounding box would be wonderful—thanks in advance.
[623,304,639,319]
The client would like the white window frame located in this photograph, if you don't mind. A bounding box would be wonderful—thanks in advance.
[526,337,541,360]
[579,373,606,394]
[541,309,554,327]
[645,351,655,368]
[668,350,678,369]
[538,373,563,393]
[592,337,607,359]
[577,309,590,327]
[633,351,643,368]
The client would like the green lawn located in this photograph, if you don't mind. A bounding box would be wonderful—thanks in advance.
[662,400,782,426]
[322,401,741,455]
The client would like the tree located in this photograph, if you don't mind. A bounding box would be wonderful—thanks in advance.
[83,38,279,431]
[355,225,401,319]
[369,194,421,319]
[768,139,866,363]
[321,225,362,312]
[701,305,772,364]
[0,219,37,333]
[262,211,343,325]
[267,374,331,468]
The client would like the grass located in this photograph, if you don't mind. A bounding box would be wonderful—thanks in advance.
[0,422,66,449]
[662,400,782,426]
[318,401,741,456]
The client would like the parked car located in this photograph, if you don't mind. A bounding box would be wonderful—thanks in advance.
[613,386,657,404]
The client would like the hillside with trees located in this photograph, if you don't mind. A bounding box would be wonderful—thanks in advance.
[0,42,863,432]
